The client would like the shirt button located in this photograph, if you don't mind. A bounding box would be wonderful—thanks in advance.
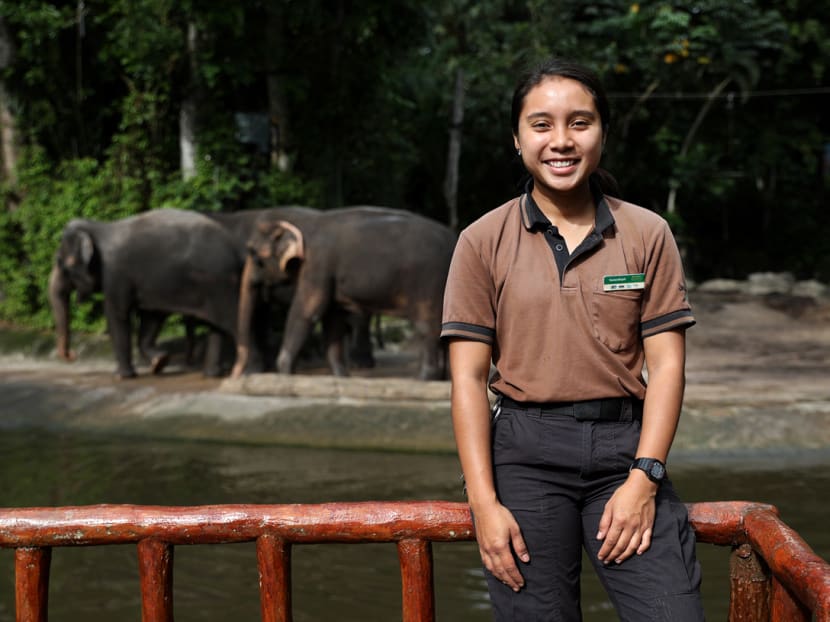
[555,243,565,252]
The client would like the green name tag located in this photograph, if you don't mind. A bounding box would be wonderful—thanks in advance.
[603,273,645,291]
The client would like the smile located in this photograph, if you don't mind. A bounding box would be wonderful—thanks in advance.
[546,160,577,168]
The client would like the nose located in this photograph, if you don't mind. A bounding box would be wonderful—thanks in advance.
[548,127,574,151]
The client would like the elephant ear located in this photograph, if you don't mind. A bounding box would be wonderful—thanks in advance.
[273,220,305,274]
[61,229,95,269]
[78,230,95,266]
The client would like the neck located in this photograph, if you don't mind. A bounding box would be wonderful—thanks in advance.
[531,184,595,227]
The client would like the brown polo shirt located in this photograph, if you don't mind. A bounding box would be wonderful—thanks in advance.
[441,190,694,403]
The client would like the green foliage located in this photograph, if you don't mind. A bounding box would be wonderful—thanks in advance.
[0,141,320,329]
[1,0,828,333]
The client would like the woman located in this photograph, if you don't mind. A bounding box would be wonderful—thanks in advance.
[441,58,705,621]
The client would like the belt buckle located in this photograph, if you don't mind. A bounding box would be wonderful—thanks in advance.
[573,401,596,421]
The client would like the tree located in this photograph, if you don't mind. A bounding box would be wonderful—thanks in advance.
[0,15,19,205]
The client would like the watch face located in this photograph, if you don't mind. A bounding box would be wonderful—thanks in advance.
[650,462,666,480]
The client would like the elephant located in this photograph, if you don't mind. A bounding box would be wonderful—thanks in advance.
[48,208,244,379]
[134,311,200,373]
[232,206,457,380]
[206,206,377,372]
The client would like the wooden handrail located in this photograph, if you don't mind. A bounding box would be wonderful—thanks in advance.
[0,501,828,621]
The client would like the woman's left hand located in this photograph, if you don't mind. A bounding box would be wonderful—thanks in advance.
[595,471,658,564]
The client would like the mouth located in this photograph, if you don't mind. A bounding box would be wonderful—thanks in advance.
[545,159,578,169]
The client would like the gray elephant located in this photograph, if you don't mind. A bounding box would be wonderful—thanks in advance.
[48,208,244,378]
[232,206,456,380]
[207,206,376,372]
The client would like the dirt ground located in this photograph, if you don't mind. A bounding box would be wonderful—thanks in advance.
[2,290,829,452]
[682,291,830,405]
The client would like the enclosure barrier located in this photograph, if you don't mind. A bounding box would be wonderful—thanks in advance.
[0,500,828,621]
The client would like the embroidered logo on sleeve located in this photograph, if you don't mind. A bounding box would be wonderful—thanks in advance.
[603,273,646,291]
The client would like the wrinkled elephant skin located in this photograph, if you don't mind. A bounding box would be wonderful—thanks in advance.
[48,208,244,379]
[237,206,456,380]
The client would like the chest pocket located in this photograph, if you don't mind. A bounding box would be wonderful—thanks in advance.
[590,289,643,352]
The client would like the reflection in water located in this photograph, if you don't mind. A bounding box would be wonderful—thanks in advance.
[0,430,827,621]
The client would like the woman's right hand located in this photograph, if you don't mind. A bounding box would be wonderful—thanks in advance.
[473,501,530,591]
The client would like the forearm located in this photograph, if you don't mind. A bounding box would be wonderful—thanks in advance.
[448,339,498,510]
[451,376,498,510]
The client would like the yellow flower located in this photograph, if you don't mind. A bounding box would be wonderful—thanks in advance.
[664,52,679,64]
[630,3,640,14]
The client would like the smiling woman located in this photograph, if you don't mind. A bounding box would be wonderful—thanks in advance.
[441,57,704,622]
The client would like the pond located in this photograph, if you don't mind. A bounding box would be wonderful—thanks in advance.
[0,428,827,621]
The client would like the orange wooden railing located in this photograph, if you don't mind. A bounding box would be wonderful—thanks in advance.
[0,500,828,621]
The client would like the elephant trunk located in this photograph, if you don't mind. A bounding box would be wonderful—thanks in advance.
[230,256,256,378]
[48,263,75,361]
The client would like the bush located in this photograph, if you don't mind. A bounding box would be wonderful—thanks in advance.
[0,146,321,331]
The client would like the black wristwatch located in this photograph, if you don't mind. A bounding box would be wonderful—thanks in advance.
[630,457,667,484]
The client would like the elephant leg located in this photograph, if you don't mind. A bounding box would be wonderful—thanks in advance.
[322,307,350,377]
[247,301,273,373]
[347,313,375,369]
[137,311,171,375]
[105,302,137,379]
[276,302,317,375]
[413,318,444,381]
[183,316,197,365]
[203,329,225,377]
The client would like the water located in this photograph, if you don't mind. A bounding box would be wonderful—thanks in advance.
[0,429,827,621]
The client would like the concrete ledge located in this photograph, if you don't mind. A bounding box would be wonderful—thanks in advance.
[219,373,451,402]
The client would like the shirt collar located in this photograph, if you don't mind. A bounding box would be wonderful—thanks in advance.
[520,178,615,234]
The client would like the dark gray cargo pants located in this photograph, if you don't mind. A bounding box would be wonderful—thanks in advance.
[484,401,705,622]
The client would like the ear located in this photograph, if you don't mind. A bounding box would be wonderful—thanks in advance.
[273,220,305,274]
[78,230,95,266]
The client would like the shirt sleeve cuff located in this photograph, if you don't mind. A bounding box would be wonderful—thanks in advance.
[440,321,495,344]
[641,309,696,339]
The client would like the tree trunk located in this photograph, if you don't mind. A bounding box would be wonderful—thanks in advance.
[265,7,291,172]
[179,22,199,181]
[0,17,20,208]
[666,77,732,215]
[444,67,465,231]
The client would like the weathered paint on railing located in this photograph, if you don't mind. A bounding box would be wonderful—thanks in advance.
[0,500,827,621]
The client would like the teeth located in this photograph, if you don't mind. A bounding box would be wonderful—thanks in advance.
[550,160,576,168]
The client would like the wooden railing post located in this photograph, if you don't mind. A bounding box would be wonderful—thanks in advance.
[770,578,811,622]
[137,538,174,622]
[398,538,434,622]
[257,534,292,622]
[728,543,770,621]
[14,546,51,622]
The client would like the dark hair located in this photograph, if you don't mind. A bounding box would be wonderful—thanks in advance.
[511,58,610,135]
[511,57,618,197]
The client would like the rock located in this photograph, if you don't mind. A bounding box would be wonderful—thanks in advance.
[696,278,745,294]
[746,272,795,296]
[793,279,829,300]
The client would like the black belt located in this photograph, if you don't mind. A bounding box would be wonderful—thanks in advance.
[499,396,642,422]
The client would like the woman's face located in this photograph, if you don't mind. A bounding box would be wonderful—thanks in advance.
[513,76,604,200]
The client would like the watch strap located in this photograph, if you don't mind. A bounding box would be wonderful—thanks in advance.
[630,457,667,483]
